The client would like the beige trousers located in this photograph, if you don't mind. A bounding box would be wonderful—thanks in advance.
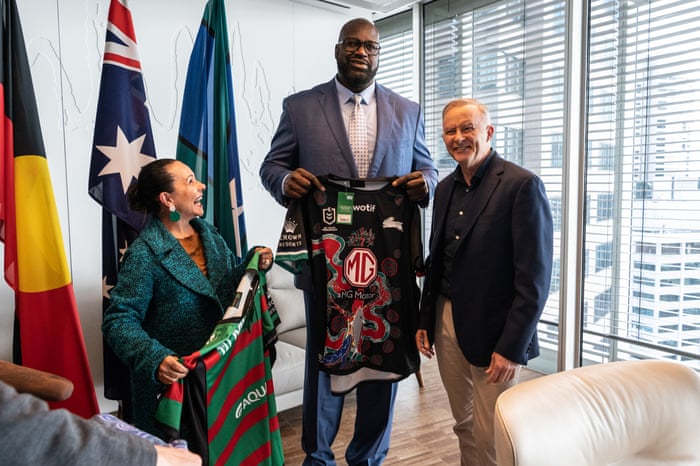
[434,295,520,466]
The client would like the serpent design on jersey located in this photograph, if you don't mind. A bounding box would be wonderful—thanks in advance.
[313,232,397,370]
[274,176,421,380]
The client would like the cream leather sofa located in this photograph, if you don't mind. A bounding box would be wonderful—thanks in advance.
[494,359,700,466]
[267,264,306,412]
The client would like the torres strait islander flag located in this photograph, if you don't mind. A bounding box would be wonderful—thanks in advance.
[156,254,284,466]
[0,0,98,417]
[177,0,248,264]
[87,0,156,406]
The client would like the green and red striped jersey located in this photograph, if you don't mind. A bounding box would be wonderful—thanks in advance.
[156,258,283,466]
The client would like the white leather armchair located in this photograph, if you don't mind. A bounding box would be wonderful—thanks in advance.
[266,264,307,412]
[494,359,700,466]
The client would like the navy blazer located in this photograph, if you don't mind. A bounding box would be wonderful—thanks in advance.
[419,153,553,367]
[259,78,438,207]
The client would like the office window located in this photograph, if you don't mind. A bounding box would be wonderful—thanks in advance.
[632,306,654,317]
[551,133,563,168]
[423,0,566,373]
[375,11,414,101]
[633,181,653,199]
[596,193,614,222]
[662,243,681,255]
[634,261,656,271]
[633,290,655,300]
[686,242,700,255]
[594,288,612,321]
[595,242,612,272]
[634,275,656,287]
[660,263,681,273]
[599,143,614,171]
[378,0,700,372]
[583,0,700,370]
[501,126,523,166]
[550,197,561,232]
[551,258,560,293]
[635,242,657,255]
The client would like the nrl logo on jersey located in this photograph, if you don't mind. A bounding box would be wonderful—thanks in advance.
[323,207,336,225]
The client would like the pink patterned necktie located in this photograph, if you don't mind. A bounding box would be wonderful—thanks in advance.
[349,94,369,178]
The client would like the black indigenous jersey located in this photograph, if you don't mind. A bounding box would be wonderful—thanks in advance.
[276,175,424,393]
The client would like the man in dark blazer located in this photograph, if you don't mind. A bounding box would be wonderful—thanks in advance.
[416,98,553,466]
[260,17,438,466]
[0,377,201,465]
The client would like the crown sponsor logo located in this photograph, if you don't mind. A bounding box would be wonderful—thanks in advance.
[284,218,297,233]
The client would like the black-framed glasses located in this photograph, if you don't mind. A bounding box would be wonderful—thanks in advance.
[337,38,381,56]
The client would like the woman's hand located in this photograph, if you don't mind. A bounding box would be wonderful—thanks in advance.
[256,247,274,270]
[157,355,188,385]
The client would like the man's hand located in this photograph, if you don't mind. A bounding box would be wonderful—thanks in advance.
[415,329,434,359]
[484,352,519,384]
[283,168,325,198]
[392,171,429,202]
[154,445,201,466]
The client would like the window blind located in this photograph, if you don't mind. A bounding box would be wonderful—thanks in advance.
[423,0,567,371]
[376,11,414,101]
[583,0,700,369]
[377,0,700,372]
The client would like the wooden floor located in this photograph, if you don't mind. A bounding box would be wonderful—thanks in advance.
[277,357,542,465]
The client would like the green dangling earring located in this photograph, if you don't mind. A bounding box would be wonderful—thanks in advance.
[169,205,181,222]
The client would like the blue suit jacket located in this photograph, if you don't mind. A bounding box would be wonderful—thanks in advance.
[419,153,553,367]
[259,78,438,206]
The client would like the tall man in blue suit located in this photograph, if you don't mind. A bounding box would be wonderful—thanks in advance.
[416,98,553,466]
[260,17,438,466]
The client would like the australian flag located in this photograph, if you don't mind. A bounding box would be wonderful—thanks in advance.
[88,0,156,411]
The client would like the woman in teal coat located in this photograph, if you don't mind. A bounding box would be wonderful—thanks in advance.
[102,159,273,438]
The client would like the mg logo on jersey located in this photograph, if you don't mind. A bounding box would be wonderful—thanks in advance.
[344,248,377,287]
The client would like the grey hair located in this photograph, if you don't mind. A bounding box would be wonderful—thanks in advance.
[442,98,491,125]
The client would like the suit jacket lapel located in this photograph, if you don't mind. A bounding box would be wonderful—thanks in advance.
[142,219,219,301]
[459,156,503,241]
[434,156,504,257]
[432,175,453,252]
[317,79,357,174]
[371,84,394,177]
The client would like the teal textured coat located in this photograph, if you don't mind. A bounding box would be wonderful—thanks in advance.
[102,217,253,437]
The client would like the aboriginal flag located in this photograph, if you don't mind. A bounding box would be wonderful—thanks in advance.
[0,0,98,417]
[88,0,156,408]
[176,0,248,264]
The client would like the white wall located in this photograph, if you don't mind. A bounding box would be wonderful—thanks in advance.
[2,0,371,411]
